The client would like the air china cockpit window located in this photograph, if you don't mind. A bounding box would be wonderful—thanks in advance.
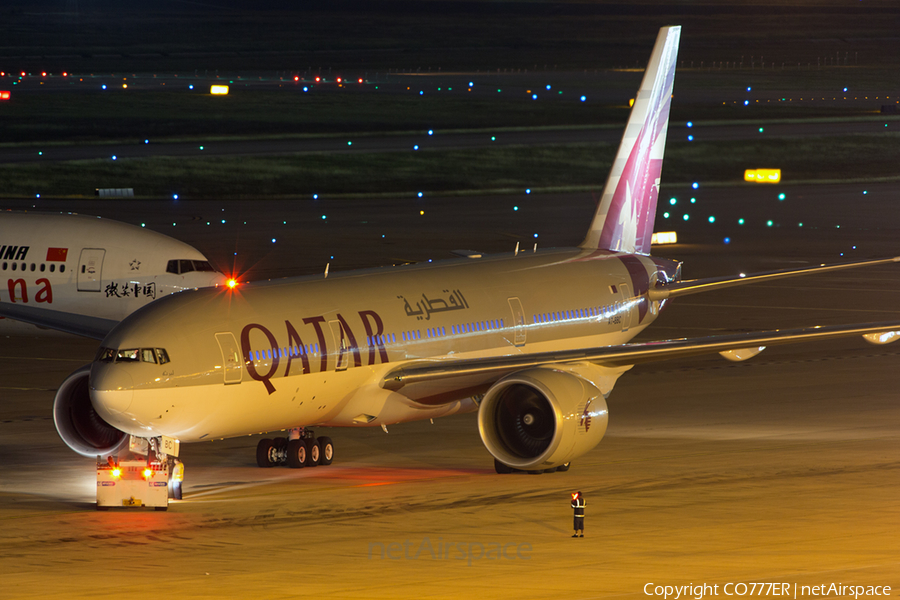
[166,259,216,275]
[97,347,115,362]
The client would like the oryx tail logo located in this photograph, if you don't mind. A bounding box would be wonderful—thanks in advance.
[580,400,593,432]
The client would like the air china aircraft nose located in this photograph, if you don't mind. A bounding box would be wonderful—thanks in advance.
[90,367,134,420]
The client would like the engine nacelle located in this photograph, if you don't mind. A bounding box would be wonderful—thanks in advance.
[53,365,129,457]
[478,366,610,471]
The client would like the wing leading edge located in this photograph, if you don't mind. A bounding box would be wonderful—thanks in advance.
[382,320,900,392]
[0,303,118,340]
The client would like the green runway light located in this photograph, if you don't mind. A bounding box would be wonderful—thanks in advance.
[738,218,745,225]
[767,220,774,227]
[669,198,677,205]
[708,216,715,223]
[778,193,786,200]
[663,212,670,219]
[683,214,690,221]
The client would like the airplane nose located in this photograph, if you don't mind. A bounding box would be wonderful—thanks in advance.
[90,367,134,420]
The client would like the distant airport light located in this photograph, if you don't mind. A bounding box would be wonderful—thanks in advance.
[651,231,678,245]
[690,197,696,204]
[210,85,229,95]
[546,85,551,90]
[580,96,586,102]
[744,168,781,183]
[724,237,731,244]
[294,76,299,81]
[687,135,693,141]
[629,98,635,107]
[663,212,670,219]
[669,198,677,205]
[708,216,716,223]
[738,218,745,225]
[778,193,786,200]
[101,84,107,90]
[0,91,9,101]
[683,214,690,221]
[336,77,342,83]
[122,83,127,89]
[428,130,434,135]
[686,121,693,127]
[692,182,699,189]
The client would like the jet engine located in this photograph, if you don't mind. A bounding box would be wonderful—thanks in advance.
[53,365,129,457]
[478,367,609,471]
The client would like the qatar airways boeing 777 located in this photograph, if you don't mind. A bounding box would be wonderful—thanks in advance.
[32,27,900,476]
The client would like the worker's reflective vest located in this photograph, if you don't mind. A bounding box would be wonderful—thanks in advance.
[572,498,585,516]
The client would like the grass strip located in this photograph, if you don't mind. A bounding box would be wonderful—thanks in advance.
[2,135,899,199]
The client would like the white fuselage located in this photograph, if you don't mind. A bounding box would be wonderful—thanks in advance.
[0,213,228,334]
[91,248,678,442]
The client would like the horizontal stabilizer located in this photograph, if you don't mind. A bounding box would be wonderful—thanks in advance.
[650,256,900,301]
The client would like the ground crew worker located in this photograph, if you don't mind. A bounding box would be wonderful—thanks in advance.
[571,491,585,537]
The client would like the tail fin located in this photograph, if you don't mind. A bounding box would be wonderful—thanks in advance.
[580,26,681,255]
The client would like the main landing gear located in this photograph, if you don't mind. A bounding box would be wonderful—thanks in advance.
[256,428,334,469]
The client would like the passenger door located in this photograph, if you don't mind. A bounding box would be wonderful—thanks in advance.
[215,332,243,384]
[77,248,106,292]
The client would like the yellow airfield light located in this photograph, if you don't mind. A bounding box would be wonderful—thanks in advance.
[629,98,635,107]
[210,85,230,95]
[744,168,781,183]
[651,231,677,245]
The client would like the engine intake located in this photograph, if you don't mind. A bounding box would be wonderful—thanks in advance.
[53,365,129,457]
[478,367,609,471]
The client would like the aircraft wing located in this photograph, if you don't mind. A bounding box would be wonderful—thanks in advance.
[0,303,118,340]
[382,320,900,392]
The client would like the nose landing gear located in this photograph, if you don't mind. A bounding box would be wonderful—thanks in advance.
[256,428,335,469]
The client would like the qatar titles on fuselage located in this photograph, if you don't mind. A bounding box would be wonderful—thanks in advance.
[0,212,228,335]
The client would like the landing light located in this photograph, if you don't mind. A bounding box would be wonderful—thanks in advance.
[110,468,122,478]
[142,468,154,479]
[227,278,238,289]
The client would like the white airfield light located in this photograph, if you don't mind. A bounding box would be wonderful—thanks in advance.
[210,85,229,95]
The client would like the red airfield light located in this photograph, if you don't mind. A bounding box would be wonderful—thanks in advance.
[0,91,10,101]
[358,78,363,84]
[294,76,299,81]
[315,76,321,82]
[336,77,342,83]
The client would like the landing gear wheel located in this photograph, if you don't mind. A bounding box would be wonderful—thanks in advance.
[317,436,334,466]
[556,462,571,472]
[256,438,277,468]
[307,439,320,467]
[273,437,288,452]
[494,458,514,474]
[286,438,307,468]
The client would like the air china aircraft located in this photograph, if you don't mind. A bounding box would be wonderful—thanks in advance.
[0,212,229,336]
[41,27,900,476]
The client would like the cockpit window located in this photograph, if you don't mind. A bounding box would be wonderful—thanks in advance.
[97,347,169,364]
[116,349,140,362]
[167,259,216,275]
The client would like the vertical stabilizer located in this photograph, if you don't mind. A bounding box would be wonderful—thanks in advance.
[580,26,681,254]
